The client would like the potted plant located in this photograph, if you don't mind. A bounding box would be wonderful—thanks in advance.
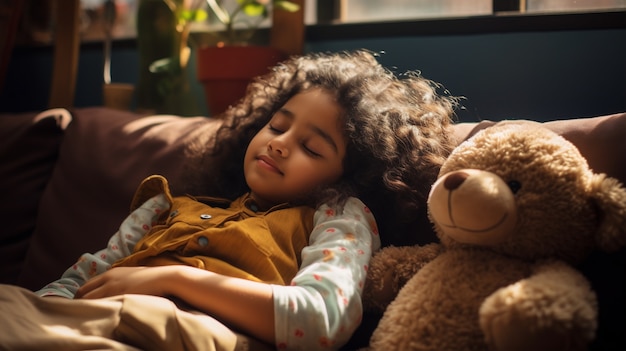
[196,0,300,45]
[188,0,301,115]
[135,0,204,116]
[136,0,300,116]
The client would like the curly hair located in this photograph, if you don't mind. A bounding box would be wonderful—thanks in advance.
[183,50,458,238]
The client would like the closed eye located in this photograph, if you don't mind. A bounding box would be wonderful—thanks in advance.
[268,124,284,134]
[302,144,322,157]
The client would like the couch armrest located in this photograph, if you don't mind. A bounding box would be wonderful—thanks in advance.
[0,109,71,284]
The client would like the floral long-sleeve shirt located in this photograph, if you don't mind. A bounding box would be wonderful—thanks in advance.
[37,193,380,350]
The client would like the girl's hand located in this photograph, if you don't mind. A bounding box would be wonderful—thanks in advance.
[76,265,276,344]
[75,266,174,299]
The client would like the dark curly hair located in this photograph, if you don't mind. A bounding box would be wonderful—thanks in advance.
[183,50,458,240]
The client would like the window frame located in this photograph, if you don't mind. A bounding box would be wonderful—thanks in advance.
[307,9,626,42]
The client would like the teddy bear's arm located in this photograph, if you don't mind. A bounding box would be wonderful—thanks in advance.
[479,260,597,351]
[362,243,442,313]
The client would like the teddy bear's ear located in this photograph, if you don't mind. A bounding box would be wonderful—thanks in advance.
[590,174,626,252]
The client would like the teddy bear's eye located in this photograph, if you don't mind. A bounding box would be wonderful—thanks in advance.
[507,180,522,194]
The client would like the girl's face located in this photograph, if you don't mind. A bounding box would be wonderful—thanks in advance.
[244,88,347,209]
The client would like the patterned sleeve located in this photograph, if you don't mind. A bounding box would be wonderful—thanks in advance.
[272,197,381,351]
[35,194,170,298]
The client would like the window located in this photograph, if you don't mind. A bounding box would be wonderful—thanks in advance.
[77,0,626,40]
[80,0,138,41]
[14,0,626,46]
[15,0,138,45]
[318,0,625,23]
[339,0,492,23]
[526,0,626,13]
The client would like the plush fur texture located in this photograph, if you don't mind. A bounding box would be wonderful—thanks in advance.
[363,121,626,351]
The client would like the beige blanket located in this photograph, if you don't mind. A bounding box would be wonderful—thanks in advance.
[0,284,269,351]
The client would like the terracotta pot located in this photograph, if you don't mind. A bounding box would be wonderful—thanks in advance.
[196,46,288,115]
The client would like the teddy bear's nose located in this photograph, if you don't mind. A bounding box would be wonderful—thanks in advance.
[444,171,469,190]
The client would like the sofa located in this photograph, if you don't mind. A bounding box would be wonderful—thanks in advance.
[1,107,624,350]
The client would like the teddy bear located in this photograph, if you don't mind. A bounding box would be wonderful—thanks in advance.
[362,121,626,351]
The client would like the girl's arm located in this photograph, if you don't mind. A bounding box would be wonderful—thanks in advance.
[35,193,170,298]
[272,197,380,350]
[77,197,380,350]
[78,264,278,344]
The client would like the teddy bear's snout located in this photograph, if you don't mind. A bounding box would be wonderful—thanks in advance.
[428,169,519,246]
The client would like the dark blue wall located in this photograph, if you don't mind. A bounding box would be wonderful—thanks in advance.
[1,44,144,114]
[2,26,625,123]
[307,29,626,122]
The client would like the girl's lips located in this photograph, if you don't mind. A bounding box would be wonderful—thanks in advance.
[257,155,283,174]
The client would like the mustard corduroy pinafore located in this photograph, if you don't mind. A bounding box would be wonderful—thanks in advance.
[113,175,316,285]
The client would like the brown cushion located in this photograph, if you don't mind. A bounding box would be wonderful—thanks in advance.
[0,109,71,284]
[17,107,221,290]
[451,112,626,186]
[542,112,626,185]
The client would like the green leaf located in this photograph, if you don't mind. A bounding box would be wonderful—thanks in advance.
[193,9,208,22]
[274,1,300,12]
[242,2,265,17]
[179,9,194,21]
[179,9,208,22]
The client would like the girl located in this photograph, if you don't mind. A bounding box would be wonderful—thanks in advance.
[4,50,457,351]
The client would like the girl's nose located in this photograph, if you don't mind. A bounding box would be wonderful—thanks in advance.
[268,137,289,157]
